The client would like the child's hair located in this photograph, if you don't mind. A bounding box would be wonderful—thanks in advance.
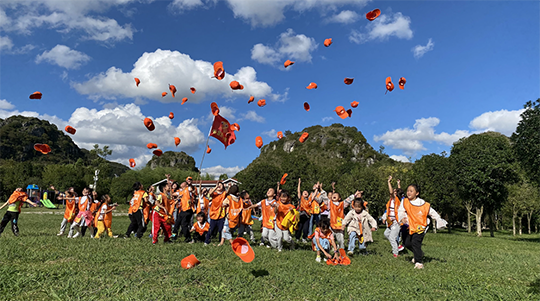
[395,188,404,199]
[240,190,249,199]
[408,184,420,196]
[318,218,330,230]
[353,198,365,210]
[280,190,290,199]
[171,181,179,190]
[196,212,206,219]
[229,184,239,196]
[101,194,110,203]
[158,182,167,192]
[133,182,143,191]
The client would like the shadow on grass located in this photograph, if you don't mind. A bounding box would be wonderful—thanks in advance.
[528,278,540,294]
[251,269,269,278]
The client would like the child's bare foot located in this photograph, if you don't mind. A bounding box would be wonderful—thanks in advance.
[217,242,223,246]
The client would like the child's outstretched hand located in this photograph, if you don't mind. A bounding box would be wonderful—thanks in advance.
[371,227,377,231]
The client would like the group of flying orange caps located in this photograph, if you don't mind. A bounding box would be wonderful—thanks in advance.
[29,8,405,174]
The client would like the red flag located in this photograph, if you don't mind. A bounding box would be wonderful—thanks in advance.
[210,114,236,149]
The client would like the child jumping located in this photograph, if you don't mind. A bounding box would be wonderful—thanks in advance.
[0,188,37,237]
[270,190,295,252]
[248,188,277,247]
[382,176,402,257]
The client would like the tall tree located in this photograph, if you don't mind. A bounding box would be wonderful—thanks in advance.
[512,99,540,186]
[450,132,517,237]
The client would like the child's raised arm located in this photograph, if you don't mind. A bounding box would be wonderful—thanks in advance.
[387,175,394,197]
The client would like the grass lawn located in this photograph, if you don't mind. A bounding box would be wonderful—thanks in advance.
[1,208,539,300]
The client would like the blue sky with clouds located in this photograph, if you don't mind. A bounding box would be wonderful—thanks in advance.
[0,0,538,177]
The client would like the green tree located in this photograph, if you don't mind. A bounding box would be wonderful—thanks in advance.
[450,132,517,237]
[91,144,113,160]
[219,174,229,181]
[512,99,540,186]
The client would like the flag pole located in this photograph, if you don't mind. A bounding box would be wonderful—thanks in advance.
[195,116,214,189]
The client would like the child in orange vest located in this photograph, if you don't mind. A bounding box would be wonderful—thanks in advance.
[124,182,148,239]
[310,219,338,262]
[398,184,447,269]
[0,188,37,237]
[342,198,377,256]
[69,188,94,238]
[205,182,228,245]
[57,188,77,236]
[219,185,243,246]
[382,176,403,257]
[238,190,255,242]
[94,195,118,238]
[329,192,345,249]
[190,212,210,243]
[152,182,173,244]
[295,178,311,243]
[172,182,195,242]
[248,188,277,247]
[270,190,295,252]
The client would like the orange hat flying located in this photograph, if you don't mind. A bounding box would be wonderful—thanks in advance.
[306,82,317,89]
[231,123,240,131]
[147,143,158,149]
[34,143,51,154]
[206,146,211,154]
[169,112,174,119]
[231,237,255,263]
[277,131,283,139]
[29,91,42,99]
[398,77,406,90]
[65,126,76,135]
[324,38,332,47]
[162,92,167,97]
[181,97,188,105]
[344,78,354,85]
[213,61,225,80]
[210,102,220,116]
[257,99,266,107]
[284,60,294,68]
[181,254,201,269]
[134,78,140,87]
[255,136,263,149]
[299,132,309,143]
[351,101,359,108]
[174,137,181,147]
[129,158,136,168]
[366,9,381,21]
[303,102,310,112]
[385,77,394,94]
[346,109,352,118]
[230,81,244,90]
[280,173,288,185]
[153,149,163,157]
[248,96,254,104]
[169,84,177,97]
[335,106,348,119]
[190,87,196,94]
[144,118,155,131]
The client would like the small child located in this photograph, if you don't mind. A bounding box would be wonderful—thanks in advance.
[0,188,37,237]
[190,212,209,243]
[342,198,377,255]
[238,190,255,242]
[329,192,345,250]
[310,219,338,263]
[219,185,243,246]
[57,188,77,236]
[270,190,295,252]
[295,178,311,243]
[94,195,118,238]
[247,188,277,247]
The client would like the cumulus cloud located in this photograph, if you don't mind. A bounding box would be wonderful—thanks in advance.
[0,99,15,110]
[170,0,208,10]
[262,129,277,138]
[0,103,206,167]
[0,36,13,51]
[390,155,410,163]
[412,38,434,59]
[35,45,91,69]
[239,110,265,123]
[325,10,359,24]
[201,165,244,179]
[251,29,318,68]
[349,12,413,44]
[72,49,282,103]
[469,109,525,136]
[0,0,137,43]
[322,117,334,122]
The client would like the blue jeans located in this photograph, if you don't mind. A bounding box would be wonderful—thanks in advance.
[309,214,320,235]
[222,218,239,240]
[312,237,330,252]
[347,231,366,252]
[205,218,225,244]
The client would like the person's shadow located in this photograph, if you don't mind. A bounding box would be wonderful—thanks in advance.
[528,278,540,294]
[251,269,269,278]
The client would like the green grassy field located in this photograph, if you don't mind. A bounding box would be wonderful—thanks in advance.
[1,208,539,301]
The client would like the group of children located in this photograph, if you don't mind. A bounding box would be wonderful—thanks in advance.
[0,175,447,269]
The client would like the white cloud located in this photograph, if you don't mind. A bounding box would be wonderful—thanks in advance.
[0,99,15,110]
[0,36,13,51]
[0,103,206,167]
[390,155,409,163]
[0,1,137,43]
[262,129,277,138]
[322,116,334,122]
[325,10,359,24]
[412,38,434,59]
[251,29,318,68]
[349,12,413,44]
[201,165,244,179]
[469,109,525,136]
[0,36,35,54]
[239,110,265,123]
[72,49,282,103]
[35,45,91,69]
[206,106,236,123]
[226,0,369,27]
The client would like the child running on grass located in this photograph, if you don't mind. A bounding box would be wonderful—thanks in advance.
[69,188,94,238]
[238,190,255,243]
[342,198,377,255]
[94,195,118,238]
[152,182,173,244]
[190,212,209,243]
[248,188,277,247]
[0,188,37,237]
[382,176,403,257]
[270,190,295,252]
[57,187,77,236]
[124,182,147,239]
[310,219,338,263]
[398,184,447,269]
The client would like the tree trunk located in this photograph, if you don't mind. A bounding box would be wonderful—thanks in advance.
[489,212,495,237]
[476,206,483,237]
[465,203,472,233]
[432,218,437,233]
[519,214,523,235]
[512,212,516,236]
[527,211,532,234]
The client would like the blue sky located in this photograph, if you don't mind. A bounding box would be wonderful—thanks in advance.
[0,0,538,177]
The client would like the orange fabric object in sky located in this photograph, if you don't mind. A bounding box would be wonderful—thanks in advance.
[399,77,406,90]
[213,61,225,80]
[65,126,76,135]
[351,101,359,108]
[248,96,254,104]
[306,82,317,89]
[257,99,266,107]
[366,9,381,21]
[190,87,196,94]
[169,112,174,119]
[29,91,42,99]
[303,102,310,111]
[147,143,158,149]
[144,118,155,131]
[135,78,140,87]
[129,158,136,168]
[255,136,263,148]
[181,97,188,105]
[284,60,294,68]
[324,38,332,47]
[277,131,283,139]
[161,92,167,97]
[344,78,354,85]
[174,137,181,147]
[153,149,163,157]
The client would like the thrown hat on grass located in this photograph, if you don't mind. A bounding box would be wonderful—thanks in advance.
[231,237,255,263]
[181,254,201,269]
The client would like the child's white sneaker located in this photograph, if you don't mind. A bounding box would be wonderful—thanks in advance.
[301,239,307,243]
[347,251,354,256]
[57,232,64,236]
[414,263,424,269]
[315,256,321,262]
[259,242,265,246]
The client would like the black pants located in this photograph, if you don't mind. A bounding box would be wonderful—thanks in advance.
[193,231,207,242]
[126,210,145,238]
[0,211,19,236]
[404,232,425,264]
[205,218,225,244]
[173,209,194,241]
[295,214,310,240]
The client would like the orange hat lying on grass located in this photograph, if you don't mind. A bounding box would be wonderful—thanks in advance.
[327,249,351,266]
[129,158,136,168]
[232,237,255,263]
[135,78,140,87]
[181,254,201,269]
[65,126,76,135]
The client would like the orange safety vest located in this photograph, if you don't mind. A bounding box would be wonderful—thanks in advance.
[329,201,344,230]
[299,196,312,215]
[311,198,321,214]
[261,198,276,229]
[276,202,294,231]
[179,189,192,212]
[209,192,227,220]
[386,197,400,226]
[64,198,77,220]
[193,221,210,235]
[143,194,152,222]
[78,196,90,212]
[403,198,430,235]
[227,195,243,228]
[154,193,169,216]
[129,190,145,214]
[241,199,253,225]
[94,203,113,228]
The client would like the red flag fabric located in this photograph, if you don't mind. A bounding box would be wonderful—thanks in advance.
[210,114,236,149]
